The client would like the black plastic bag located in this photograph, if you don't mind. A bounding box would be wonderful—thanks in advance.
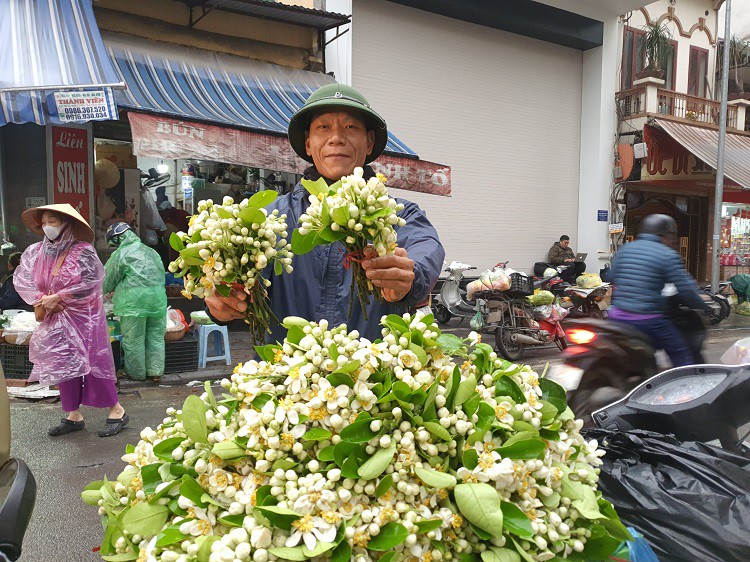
[582,429,750,562]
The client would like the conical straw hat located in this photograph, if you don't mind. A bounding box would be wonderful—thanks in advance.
[95,158,121,190]
[22,203,94,243]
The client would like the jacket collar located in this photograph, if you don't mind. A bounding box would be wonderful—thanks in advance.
[637,233,663,243]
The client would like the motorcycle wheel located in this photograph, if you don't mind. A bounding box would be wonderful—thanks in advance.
[495,327,525,361]
[586,305,604,319]
[432,302,452,325]
[568,367,646,425]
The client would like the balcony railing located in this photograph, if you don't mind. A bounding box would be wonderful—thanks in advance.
[616,85,747,131]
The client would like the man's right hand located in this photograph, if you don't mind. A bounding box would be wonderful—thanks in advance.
[205,288,248,322]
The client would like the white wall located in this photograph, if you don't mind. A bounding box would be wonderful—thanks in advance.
[350,0,584,274]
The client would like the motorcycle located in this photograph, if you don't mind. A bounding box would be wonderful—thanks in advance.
[547,294,717,422]
[702,284,731,325]
[431,261,478,325]
[0,370,36,562]
[533,264,609,319]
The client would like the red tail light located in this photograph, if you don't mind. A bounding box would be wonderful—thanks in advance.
[567,328,597,345]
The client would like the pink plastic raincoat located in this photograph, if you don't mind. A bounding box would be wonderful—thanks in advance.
[14,227,116,386]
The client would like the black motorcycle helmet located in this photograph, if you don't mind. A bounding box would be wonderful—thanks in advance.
[106,222,131,247]
[639,214,678,248]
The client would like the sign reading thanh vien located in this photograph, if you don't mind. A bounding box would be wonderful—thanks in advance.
[128,112,451,196]
[50,125,90,220]
[54,90,113,123]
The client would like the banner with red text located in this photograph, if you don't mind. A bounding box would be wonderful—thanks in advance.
[50,125,91,220]
[128,112,451,196]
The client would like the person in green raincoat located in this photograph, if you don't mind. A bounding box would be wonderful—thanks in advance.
[103,223,167,381]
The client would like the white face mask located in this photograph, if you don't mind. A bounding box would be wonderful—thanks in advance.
[42,225,63,240]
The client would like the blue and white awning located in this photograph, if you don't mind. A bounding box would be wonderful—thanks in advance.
[0,0,121,125]
[103,32,417,158]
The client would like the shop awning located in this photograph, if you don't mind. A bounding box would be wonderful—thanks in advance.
[103,32,417,158]
[0,0,121,125]
[656,119,750,189]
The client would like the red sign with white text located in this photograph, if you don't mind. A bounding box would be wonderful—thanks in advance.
[128,112,451,196]
[51,126,90,219]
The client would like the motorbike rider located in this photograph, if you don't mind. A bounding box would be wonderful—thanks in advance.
[608,214,708,367]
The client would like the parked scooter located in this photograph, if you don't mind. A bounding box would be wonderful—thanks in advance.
[547,294,717,422]
[431,261,478,325]
[562,283,610,319]
[702,284,731,325]
[592,362,750,455]
[0,370,37,561]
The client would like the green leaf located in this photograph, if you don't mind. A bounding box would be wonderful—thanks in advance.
[303,428,332,441]
[495,376,526,404]
[169,232,185,252]
[358,441,396,480]
[102,554,138,562]
[319,226,347,243]
[121,502,169,537]
[196,536,221,562]
[247,189,278,209]
[326,372,354,388]
[539,428,560,441]
[330,540,352,562]
[274,259,283,276]
[331,205,350,226]
[317,446,335,462]
[415,519,443,533]
[214,283,231,298]
[571,485,605,520]
[376,474,394,498]
[463,448,479,470]
[238,206,265,226]
[267,546,307,561]
[340,419,378,443]
[454,483,504,538]
[204,381,217,410]
[510,538,536,562]
[539,401,559,425]
[212,440,246,460]
[155,524,187,547]
[409,342,429,366]
[367,522,409,551]
[481,548,522,562]
[463,393,481,417]
[179,475,208,508]
[218,514,245,528]
[182,395,208,444]
[300,176,331,197]
[384,314,410,335]
[415,466,457,488]
[445,366,461,410]
[495,438,546,460]
[424,421,452,442]
[291,228,319,255]
[302,541,336,558]
[500,502,534,538]
[467,401,496,445]
[539,378,567,414]
[81,489,102,506]
[254,505,303,531]
[140,464,162,495]
[152,437,184,462]
[455,374,477,407]
[437,333,464,355]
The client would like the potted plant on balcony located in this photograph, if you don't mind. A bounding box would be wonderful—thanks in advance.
[726,35,750,98]
[636,23,672,81]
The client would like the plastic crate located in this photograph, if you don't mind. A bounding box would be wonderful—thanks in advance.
[508,272,533,296]
[1,343,33,379]
[164,335,199,374]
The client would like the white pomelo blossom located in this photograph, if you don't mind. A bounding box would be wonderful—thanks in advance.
[85,312,628,562]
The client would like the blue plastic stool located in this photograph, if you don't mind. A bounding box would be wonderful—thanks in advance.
[196,324,231,368]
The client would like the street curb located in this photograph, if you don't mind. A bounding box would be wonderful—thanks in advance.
[117,368,234,390]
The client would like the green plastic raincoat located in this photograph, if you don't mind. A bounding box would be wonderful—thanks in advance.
[103,230,167,379]
[103,230,167,317]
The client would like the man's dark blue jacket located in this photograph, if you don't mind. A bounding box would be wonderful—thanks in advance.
[610,233,705,314]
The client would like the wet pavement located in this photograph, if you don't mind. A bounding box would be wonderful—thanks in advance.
[9,314,750,561]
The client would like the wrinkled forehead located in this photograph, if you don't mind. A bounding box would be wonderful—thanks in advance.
[307,107,368,129]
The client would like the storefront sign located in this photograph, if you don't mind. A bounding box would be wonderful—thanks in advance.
[128,112,452,196]
[50,125,90,219]
[609,223,624,234]
[597,210,608,221]
[53,90,114,122]
[24,197,46,209]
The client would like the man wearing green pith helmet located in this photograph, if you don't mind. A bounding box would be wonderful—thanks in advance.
[205,83,445,342]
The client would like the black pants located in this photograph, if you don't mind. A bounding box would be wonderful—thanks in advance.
[559,262,585,284]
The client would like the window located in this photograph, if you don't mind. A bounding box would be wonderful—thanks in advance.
[621,27,677,91]
[688,46,709,98]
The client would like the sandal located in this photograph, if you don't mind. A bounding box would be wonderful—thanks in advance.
[98,413,129,437]
[48,418,85,437]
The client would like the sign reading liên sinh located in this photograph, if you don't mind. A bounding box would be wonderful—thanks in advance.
[54,90,111,122]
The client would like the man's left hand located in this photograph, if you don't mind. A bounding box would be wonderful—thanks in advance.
[362,246,415,302]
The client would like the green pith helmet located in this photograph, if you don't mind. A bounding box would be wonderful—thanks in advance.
[287,83,388,165]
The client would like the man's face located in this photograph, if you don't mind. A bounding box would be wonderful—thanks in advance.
[560,240,570,249]
[305,109,375,180]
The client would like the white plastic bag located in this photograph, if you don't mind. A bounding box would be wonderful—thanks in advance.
[721,337,750,365]
[166,307,185,332]
[467,268,511,300]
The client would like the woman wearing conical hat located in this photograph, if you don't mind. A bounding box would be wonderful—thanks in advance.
[14,204,128,437]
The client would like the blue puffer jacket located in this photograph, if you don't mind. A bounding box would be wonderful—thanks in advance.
[610,233,706,314]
